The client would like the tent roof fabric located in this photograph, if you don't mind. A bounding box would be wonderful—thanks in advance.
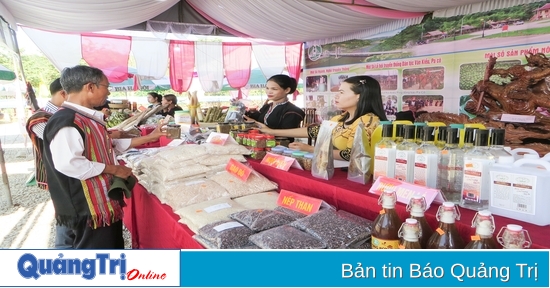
[0,0,498,43]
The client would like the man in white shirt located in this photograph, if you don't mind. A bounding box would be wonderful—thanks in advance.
[42,65,165,248]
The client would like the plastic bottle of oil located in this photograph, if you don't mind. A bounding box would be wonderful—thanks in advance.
[371,190,403,249]
[414,126,439,188]
[437,128,464,204]
[465,210,498,249]
[395,125,417,183]
[463,127,477,152]
[398,218,422,249]
[427,202,465,249]
[373,124,396,181]
[406,196,433,248]
[461,129,495,211]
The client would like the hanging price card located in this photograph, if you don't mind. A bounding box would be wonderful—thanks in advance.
[225,158,252,182]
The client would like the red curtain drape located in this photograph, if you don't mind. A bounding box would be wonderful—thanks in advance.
[81,33,132,83]
[285,43,303,101]
[169,40,195,93]
[223,42,252,99]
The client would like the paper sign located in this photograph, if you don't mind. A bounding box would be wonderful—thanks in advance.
[500,114,536,123]
[276,189,322,216]
[368,176,445,208]
[260,152,303,171]
[261,153,294,171]
[225,158,252,182]
[206,132,238,145]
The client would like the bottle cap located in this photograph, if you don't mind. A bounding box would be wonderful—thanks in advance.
[422,126,435,142]
[382,124,393,138]
[442,201,455,208]
[498,156,515,164]
[506,224,523,232]
[474,129,490,147]
[446,127,460,144]
[438,127,448,142]
[464,127,477,144]
[395,124,404,138]
[490,128,506,146]
[413,122,427,126]
[405,218,418,225]
[380,121,392,125]
[403,125,415,140]
[478,210,492,217]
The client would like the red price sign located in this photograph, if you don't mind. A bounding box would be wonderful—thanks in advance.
[225,158,252,182]
[260,153,294,171]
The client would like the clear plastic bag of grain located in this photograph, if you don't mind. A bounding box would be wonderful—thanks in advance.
[249,225,327,249]
[208,170,278,198]
[289,209,373,249]
[176,197,247,233]
[229,209,295,232]
[274,206,308,220]
[162,179,230,211]
[202,143,251,155]
[192,235,218,249]
[194,154,247,166]
[233,191,279,210]
[198,220,255,249]
[311,121,337,180]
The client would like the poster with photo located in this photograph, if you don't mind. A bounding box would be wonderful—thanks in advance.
[402,95,444,113]
[304,1,550,115]
[306,75,328,92]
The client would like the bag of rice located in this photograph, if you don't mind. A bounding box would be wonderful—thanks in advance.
[162,179,230,211]
[194,154,247,166]
[249,225,326,249]
[208,170,278,198]
[198,220,255,249]
[202,143,251,155]
[232,191,279,210]
[176,197,247,234]
[229,209,295,232]
[289,209,373,249]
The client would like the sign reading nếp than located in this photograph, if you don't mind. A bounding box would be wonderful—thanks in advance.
[277,190,322,215]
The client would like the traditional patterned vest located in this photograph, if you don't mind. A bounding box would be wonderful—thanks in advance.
[25,109,51,190]
[43,108,123,229]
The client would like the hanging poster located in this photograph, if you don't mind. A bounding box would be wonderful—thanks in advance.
[304,1,550,120]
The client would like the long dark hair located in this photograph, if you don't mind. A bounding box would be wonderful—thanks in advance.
[340,75,388,125]
[148,92,162,103]
[267,74,297,94]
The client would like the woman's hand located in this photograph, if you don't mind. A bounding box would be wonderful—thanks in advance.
[148,124,168,141]
[288,142,314,153]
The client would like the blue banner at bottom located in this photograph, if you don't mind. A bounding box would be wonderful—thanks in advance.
[179,250,548,287]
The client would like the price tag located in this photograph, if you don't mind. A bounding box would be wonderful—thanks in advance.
[225,158,252,182]
[471,235,481,241]
[369,176,446,208]
[260,152,295,171]
[276,189,322,216]
[436,228,445,235]
[500,114,535,123]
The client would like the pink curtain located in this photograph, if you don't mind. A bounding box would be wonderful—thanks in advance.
[169,40,195,93]
[81,33,132,83]
[223,42,252,99]
[285,43,303,101]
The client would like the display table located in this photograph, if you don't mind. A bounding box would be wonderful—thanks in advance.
[123,160,549,249]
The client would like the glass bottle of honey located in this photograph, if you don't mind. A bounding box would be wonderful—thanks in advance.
[427,202,465,249]
[398,218,422,249]
[406,196,433,248]
[371,190,403,249]
[465,210,497,249]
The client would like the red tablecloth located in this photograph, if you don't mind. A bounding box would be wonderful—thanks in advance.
[123,160,549,249]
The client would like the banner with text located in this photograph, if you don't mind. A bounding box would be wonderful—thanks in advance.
[304,1,550,120]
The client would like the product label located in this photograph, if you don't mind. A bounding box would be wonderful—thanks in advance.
[462,160,484,202]
[490,171,536,215]
[371,236,400,249]
[277,189,322,215]
[204,203,232,213]
[414,153,428,186]
[374,147,389,180]
[213,221,243,232]
[225,158,252,182]
[395,150,414,182]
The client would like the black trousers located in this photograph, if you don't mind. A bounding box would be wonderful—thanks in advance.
[70,220,124,249]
